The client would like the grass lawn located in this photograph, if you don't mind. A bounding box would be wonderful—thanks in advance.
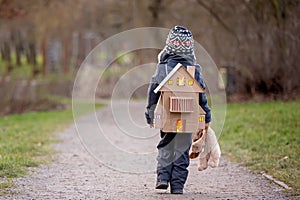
[0,103,103,194]
[220,101,300,196]
[0,110,73,192]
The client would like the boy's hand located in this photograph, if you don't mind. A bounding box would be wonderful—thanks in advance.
[149,124,154,128]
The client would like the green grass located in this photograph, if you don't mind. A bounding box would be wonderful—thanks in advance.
[0,55,75,80]
[0,55,42,79]
[220,101,300,196]
[0,111,72,177]
[0,102,104,193]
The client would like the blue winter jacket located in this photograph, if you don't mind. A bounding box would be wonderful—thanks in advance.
[145,52,211,125]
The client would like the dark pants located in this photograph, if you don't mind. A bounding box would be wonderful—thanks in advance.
[156,131,192,191]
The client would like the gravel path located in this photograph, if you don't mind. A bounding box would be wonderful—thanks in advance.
[1,102,295,200]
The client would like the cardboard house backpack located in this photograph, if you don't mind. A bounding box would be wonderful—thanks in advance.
[153,63,206,133]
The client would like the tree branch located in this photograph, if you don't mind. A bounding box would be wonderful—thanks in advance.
[196,0,240,45]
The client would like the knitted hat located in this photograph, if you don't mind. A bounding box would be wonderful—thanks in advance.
[165,25,194,55]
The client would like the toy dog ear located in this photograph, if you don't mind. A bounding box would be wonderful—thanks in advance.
[189,152,199,159]
[192,129,204,142]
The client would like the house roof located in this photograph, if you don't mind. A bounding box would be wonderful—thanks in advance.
[199,104,206,114]
[154,63,205,93]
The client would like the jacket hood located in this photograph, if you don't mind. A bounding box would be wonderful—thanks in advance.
[158,49,196,66]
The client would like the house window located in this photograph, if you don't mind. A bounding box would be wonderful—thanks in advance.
[199,116,204,122]
[177,77,185,86]
[170,97,194,113]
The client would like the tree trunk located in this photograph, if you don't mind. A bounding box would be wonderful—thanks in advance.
[75,32,85,70]
[25,44,31,65]
[14,30,22,66]
[15,43,22,66]
[41,36,47,76]
[149,0,163,27]
[62,37,70,74]
[3,42,13,73]
[1,46,5,60]
[28,42,38,77]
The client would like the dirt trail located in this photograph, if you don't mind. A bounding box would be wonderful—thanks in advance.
[2,102,295,200]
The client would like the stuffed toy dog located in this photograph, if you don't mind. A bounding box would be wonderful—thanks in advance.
[189,127,221,171]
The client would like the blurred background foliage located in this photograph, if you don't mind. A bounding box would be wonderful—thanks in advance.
[0,1,299,194]
[0,0,299,114]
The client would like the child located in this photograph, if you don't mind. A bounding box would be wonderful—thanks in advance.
[145,26,212,194]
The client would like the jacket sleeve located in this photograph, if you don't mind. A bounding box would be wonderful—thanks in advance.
[195,65,212,123]
[145,83,160,124]
[145,64,165,124]
[199,93,211,123]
